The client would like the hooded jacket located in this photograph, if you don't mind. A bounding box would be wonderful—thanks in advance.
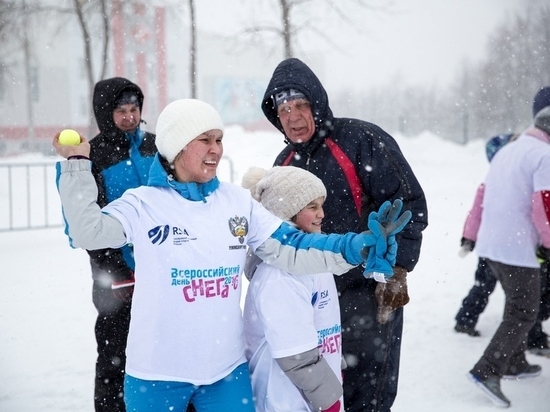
[88,77,157,284]
[263,58,428,283]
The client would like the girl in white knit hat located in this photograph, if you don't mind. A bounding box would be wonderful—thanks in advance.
[242,166,344,412]
[52,99,409,412]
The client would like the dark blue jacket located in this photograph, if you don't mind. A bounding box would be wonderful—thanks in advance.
[88,77,157,283]
[263,58,428,282]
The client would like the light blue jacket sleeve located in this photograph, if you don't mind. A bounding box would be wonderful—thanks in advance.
[55,159,127,250]
[255,222,362,276]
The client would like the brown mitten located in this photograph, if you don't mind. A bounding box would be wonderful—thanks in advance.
[375,266,409,324]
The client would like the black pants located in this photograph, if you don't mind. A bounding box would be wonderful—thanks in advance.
[92,280,131,412]
[336,277,403,412]
[455,258,497,328]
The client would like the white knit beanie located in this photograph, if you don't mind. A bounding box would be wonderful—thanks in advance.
[242,166,327,221]
[155,99,224,163]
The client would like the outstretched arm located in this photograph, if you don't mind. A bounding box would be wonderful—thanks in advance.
[256,200,411,276]
[53,134,127,250]
[255,223,365,276]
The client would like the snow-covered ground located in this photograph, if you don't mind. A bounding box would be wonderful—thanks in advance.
[1,126,549,411]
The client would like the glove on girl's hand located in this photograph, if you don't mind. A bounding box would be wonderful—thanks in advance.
[375,266,409,324]
[375,199,412,241]
[363,216,392,279]
[363,200,412,281]
[386,235,398,266]
[377,199,411,267]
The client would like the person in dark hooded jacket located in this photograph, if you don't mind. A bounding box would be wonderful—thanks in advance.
[88,77,157,412]
[262,58,428,412]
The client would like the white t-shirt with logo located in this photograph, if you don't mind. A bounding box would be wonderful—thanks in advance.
[477,132,550,267]
[244,262,343,411]
[102,182,281,385]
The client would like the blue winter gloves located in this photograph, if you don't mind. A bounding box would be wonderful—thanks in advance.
[362,199,412,281]
[349,199,413,324]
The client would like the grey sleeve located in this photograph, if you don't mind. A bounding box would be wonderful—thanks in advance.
[275,347,342,411]
[57,159,127,250]
[255,237,356,276]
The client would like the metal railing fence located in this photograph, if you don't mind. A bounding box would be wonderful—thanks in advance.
[0,161,62,232]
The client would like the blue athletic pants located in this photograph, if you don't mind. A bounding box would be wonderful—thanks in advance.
[124,363,255,412]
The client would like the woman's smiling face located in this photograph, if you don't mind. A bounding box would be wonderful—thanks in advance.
[173,129,223,183]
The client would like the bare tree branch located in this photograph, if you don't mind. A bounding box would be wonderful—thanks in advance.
[99,0,109,80]
[189,0,197,98]
[236,0,395,59]
[73,0,95,89]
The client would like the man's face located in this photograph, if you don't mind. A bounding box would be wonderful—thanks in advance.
[113,104,141,132]
[277,98,315,144]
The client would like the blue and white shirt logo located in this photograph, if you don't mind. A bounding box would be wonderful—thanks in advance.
[148,225,170,245]
[311,291,318,306]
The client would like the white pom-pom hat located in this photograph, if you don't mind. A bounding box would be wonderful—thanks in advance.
[242,166,327,221]
[155,99,224,163]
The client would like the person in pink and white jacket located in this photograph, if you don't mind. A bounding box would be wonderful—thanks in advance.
[456,137,550,352]
[467,86,550,408]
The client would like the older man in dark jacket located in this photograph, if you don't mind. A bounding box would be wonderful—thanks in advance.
[88,77,157,411]
[262,58,428,412]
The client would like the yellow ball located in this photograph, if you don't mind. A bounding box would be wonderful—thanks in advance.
[58,129,81,146]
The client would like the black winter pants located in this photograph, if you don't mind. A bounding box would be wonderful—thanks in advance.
[336,277,402,412]
[455,257,497,328]
[92,280,131,412]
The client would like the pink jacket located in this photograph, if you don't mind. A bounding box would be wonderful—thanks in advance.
[462,184,485,242]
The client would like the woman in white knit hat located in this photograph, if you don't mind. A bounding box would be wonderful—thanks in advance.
[52,99,410,412]
[242,166,344,412]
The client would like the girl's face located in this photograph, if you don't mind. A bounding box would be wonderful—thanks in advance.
[173,129,223,183]
[292,196,325,234]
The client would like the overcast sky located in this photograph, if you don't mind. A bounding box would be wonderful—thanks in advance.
[197,0,529,91]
